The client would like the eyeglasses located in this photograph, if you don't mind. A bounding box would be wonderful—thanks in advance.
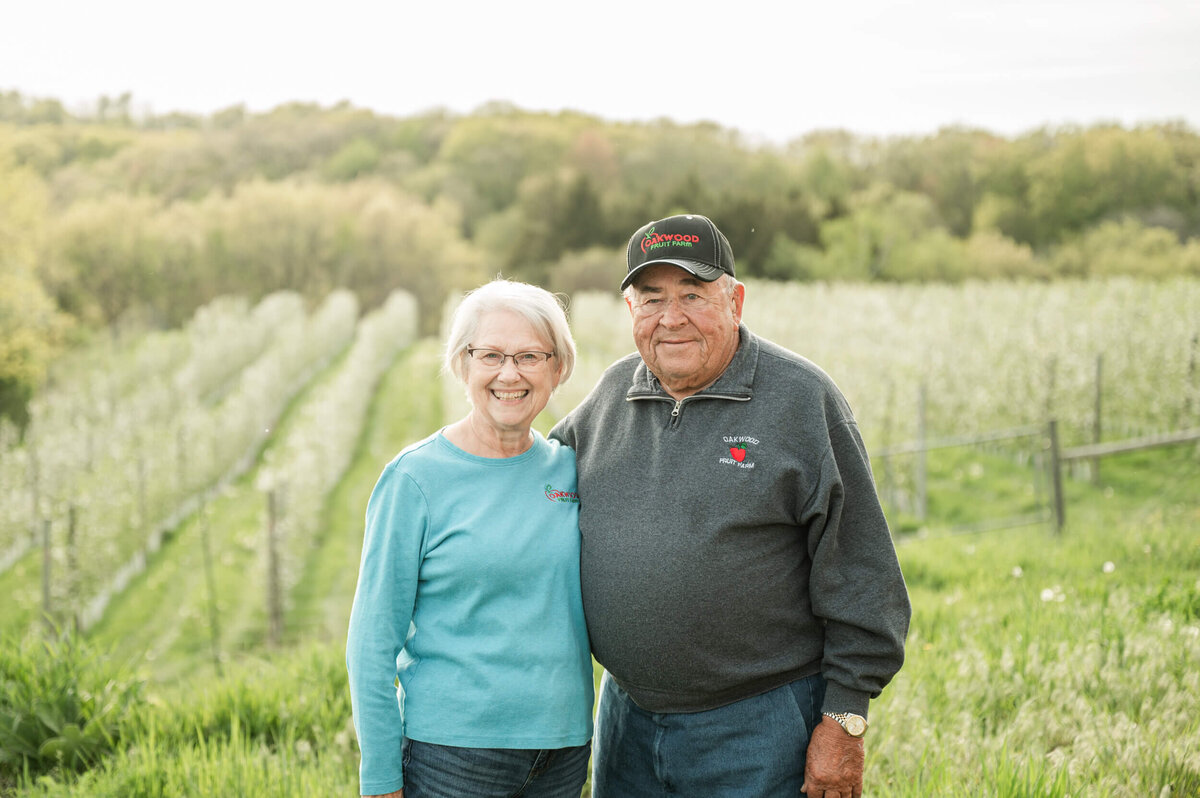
[466,347,555,371]
[630,292,721,319]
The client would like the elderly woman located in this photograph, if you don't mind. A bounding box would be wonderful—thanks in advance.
[346,279,593,798]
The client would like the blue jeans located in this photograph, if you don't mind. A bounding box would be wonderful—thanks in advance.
[592,672,827,798]
[400,738,591,798]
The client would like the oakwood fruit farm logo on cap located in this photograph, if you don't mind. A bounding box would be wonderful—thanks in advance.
[544,484,580,503]
[641,226,701,254]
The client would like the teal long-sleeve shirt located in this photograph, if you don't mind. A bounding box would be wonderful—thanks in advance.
[345,431,594,795]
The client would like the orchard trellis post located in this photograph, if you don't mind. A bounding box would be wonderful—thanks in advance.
[40,518,52,630]
[1047,419,1066,534]
[1187,332,1199,424]
[880,377,896,512]
[199,506,224,676]
[139,454,148,532]
[28,440,39,547]
[177,425,188,497]
[1092,353,1103,485]
[1043,355,1058,422]
[915,383,928,520]
[266,488,283,647]
[67,503,78,631]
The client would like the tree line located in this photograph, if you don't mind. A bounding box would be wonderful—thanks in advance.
[1,90,1199,426]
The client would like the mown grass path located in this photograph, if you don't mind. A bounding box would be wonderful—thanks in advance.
[287,339,444,645]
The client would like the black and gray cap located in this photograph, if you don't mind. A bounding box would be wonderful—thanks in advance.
[622,214,736,290]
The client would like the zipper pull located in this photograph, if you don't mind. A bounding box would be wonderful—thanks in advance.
[671,401,682,417]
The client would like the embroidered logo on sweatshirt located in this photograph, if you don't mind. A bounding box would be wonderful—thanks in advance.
[719,436,758,469]
[544,484,580,503]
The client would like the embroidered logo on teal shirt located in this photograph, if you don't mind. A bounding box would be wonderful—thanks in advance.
[544,484,580,503]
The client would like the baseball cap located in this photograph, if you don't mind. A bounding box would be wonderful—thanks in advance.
[622,214,736,290]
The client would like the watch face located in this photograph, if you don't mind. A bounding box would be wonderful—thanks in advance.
[845,715,867,736]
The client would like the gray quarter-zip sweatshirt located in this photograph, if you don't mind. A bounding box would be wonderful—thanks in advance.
[551,325,910,717]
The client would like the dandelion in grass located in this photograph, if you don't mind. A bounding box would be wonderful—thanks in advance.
[1040,586,1065,602]
[1011,566,1023,578]
[1103,561,1116,574]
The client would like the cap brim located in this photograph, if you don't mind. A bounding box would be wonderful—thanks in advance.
[621,259,725,290]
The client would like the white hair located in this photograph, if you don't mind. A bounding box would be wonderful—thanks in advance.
[443,279,576,384]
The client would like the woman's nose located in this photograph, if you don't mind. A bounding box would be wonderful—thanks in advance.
[496,358,522,378]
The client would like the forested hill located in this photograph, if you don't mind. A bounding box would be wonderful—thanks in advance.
[2,89,1199,425]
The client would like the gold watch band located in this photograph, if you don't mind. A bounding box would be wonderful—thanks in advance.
[823,711,868,737]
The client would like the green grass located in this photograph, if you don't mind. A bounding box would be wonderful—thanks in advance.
[9,462,1194,797]
[5,336,1198,797]
[5,645,358,798]
[0,549,44,635]
[869,444,1200,797]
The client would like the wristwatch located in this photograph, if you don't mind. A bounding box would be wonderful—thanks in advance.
[823,711,868,737]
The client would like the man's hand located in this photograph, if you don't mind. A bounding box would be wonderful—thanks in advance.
[801,716,865,798]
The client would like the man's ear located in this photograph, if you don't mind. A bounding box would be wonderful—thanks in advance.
[731,281,746,323]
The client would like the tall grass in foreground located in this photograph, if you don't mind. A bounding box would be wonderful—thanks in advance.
[3,645,357,797]
[869,449,1200,797]
[6,470,1195,796]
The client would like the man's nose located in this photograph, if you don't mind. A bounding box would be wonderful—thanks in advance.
[658,298,689,325]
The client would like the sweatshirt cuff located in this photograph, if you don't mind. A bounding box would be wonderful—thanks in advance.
[821,681,871,719]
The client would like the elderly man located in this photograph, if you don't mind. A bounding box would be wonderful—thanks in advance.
[551,214,910,798]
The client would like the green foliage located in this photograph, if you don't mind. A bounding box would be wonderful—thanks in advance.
[9,646,358,797]
[1024,126,1189,245]
[1050,217,1199,278]
[0,152,70,426]
[0,632,142,779]
[3,90,1200,426]
[132,647,351,752]
[42,178,482,334]
[963,231,1044,279]
[47,195,166,328]
[545,246,627,295]
[435,106,582,219]
[761,234,829,281]
[791,137,863,219]
[807,184,946,280]
[877,126,995,237]
[322,137,381,182]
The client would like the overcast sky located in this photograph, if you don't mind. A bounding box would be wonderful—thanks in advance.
[4,0,1199,142]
